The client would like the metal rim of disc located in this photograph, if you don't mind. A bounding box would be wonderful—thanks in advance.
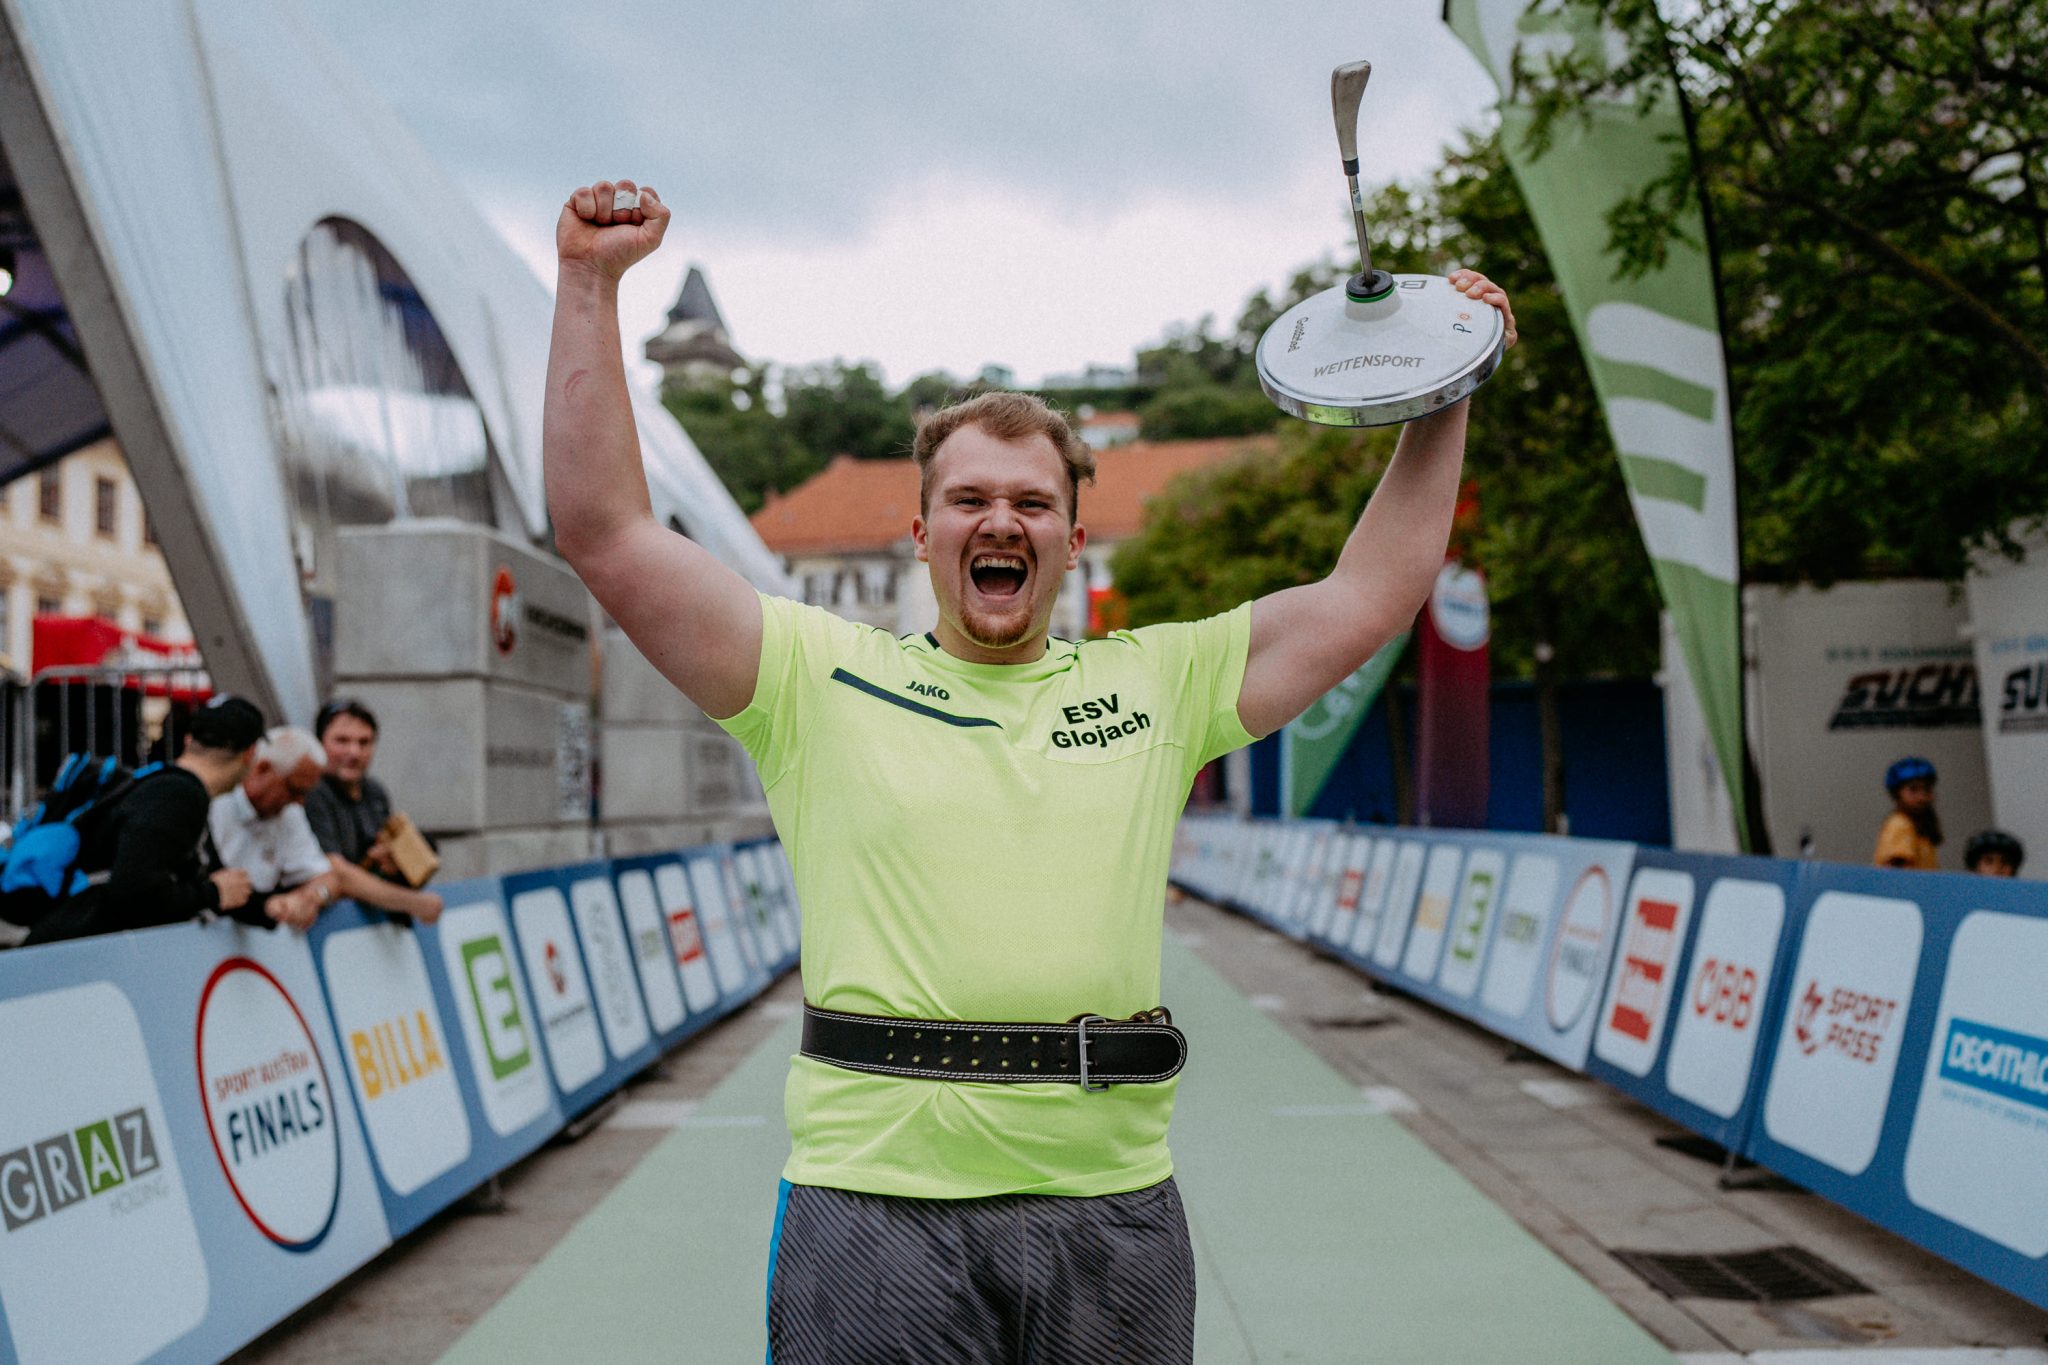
[1255,277,1507,429]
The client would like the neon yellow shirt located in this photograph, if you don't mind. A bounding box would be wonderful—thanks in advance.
[716,593,1255,1198]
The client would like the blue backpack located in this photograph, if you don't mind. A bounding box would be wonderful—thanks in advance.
[2,754,164,911]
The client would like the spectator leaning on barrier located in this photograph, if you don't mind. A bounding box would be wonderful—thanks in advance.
[1874,756,1942,872]
[1964,829,2024,877]
[304,698,442,923]
[22,694,267,945]
[208,726,340,933]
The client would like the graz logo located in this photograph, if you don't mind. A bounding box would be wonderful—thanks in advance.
[1,1107,162,1232]
[1312,353,1422,377]
[197,957,342,1249]
[1999,662,2048,734]
[1792,979,1899,1063]
[491,565,521,656]
[1827,663,1979,730]
[1052,693,1153,750]
[906,680,950,701]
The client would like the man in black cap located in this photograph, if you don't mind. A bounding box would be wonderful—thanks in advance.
[24,694,268,945]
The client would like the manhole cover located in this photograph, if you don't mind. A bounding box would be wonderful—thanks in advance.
[1612,1247,1870,1302]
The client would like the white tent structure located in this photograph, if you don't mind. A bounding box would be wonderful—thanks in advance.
[0,0,790,721]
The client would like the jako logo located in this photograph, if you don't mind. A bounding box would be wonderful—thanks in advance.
[1792,979,1899,1063]
[1827,663,1979,730]
[906,680,950,701]
[1690,957,1759,1031]
[351,1011,448,1100]
[1,1108,161,1232]
[1939,1018,2048,1112]
[1999,663,2048,734]
[460,934,534,1082]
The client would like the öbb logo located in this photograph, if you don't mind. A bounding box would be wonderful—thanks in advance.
[0,1108,161,1233]
[1691,957,1759,1031]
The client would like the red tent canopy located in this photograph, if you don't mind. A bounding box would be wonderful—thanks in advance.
[32,616,211,701]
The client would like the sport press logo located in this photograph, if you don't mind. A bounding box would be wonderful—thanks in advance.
[1,1107,162,1232]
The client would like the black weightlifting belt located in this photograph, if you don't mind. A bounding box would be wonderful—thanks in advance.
[800,1003,1186,1090]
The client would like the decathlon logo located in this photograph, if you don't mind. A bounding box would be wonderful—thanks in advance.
[196,958,341,1250]
[1,1107,162,1233]
[1939,1019,2048,1112]
[1828,663,1980,731]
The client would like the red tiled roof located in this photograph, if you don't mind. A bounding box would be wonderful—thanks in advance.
[749,438,1272,555]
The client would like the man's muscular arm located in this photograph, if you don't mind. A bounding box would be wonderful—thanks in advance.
[1236,269,1517,739]
[545,178,763,720]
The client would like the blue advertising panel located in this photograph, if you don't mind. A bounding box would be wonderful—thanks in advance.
[1582,850,1802,1151]
[0,919,391,1365]
[499,864,661,1118]
[1743,862,2048,1313]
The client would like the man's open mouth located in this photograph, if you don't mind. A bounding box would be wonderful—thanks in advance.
[969,553,1029,601]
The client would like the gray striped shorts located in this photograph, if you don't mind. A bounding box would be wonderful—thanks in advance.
[765,1177,1197,1365]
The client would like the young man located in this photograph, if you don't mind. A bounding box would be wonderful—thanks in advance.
[1874,756,1941,871]
[1964,828,2023,877]
[545,178,1515,1364]
[304,698,443,923]
[22,694,266,945]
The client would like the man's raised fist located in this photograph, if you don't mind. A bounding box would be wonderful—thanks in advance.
[557,178,670,281]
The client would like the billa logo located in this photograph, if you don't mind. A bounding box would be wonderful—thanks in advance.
[1,1107,161,1233]
[1792,979,1900,1063]
[350,1010,448,1100]
[490,565,521,656]
[1827,663,1979,730]
[1690,957,1759,1032]
[1607,898,1680,1043]
[459,934,534,1083]
[196,958,341,1249]
[1999,663,2048,734]
[668,907,705,965]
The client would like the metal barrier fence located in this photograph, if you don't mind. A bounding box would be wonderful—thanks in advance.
[4,662,211,825]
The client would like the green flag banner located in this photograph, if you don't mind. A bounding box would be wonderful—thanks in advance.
[1444,0,1751,845]
[1282,632,1409,818]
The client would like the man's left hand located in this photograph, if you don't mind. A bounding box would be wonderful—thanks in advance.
[268,891,319,933]
[1450,268,1517,349]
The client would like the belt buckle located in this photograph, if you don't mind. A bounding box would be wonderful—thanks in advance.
[1074,1014,1111,1092]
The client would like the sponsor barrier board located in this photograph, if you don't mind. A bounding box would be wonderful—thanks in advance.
[0,839,797,1364]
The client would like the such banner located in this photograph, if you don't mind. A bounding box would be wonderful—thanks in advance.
[1445,0,1750,842]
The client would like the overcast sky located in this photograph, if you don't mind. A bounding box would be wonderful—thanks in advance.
[301,1,1501,389]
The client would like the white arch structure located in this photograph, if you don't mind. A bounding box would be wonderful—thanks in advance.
[0,0,790,720]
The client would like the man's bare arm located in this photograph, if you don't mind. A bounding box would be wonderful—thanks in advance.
[329,855,443,923]
[1237,269,1517,739]
[545,178,762,721]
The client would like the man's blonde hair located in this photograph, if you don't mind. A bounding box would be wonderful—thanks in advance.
[911,391,1098,520]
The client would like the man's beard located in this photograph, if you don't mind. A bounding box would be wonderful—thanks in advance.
[958,597,1035,649]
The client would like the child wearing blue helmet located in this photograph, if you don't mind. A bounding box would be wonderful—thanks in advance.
[1874,756,1941,871]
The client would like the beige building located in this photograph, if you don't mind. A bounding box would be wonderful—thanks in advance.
[0,438,191,676]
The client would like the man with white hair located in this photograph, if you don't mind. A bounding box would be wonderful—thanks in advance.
[208,725,339,933]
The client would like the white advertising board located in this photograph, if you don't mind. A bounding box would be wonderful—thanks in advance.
[1762,891,1924,1176]
[568,876,653,1060]
[688,855,755,992]
[0,983,209,1365]
[438,897,554,1137]
[1593,868,1697,1077]
[509,887,605,1091]
[1966,552,2048,875]
[1400,845,1465,981]
[613,871,688,1034]
[649,863,722,1012]
[1371,841,1429,970]
[321,924,472,1195]
[1437,847,1507,999]
[1478,852,1561,1020]
[1903,911,2048,1256]
[1343,837,1396,958]
[1325,834,1373,948]
[1664,878,1786,1119]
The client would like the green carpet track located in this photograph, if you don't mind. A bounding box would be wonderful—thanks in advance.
[439,938,1674,1363]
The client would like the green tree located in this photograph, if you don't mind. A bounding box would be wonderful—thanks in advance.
[661,370,813,515]
[780,360,918,463]
[1522,0,2048,581]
